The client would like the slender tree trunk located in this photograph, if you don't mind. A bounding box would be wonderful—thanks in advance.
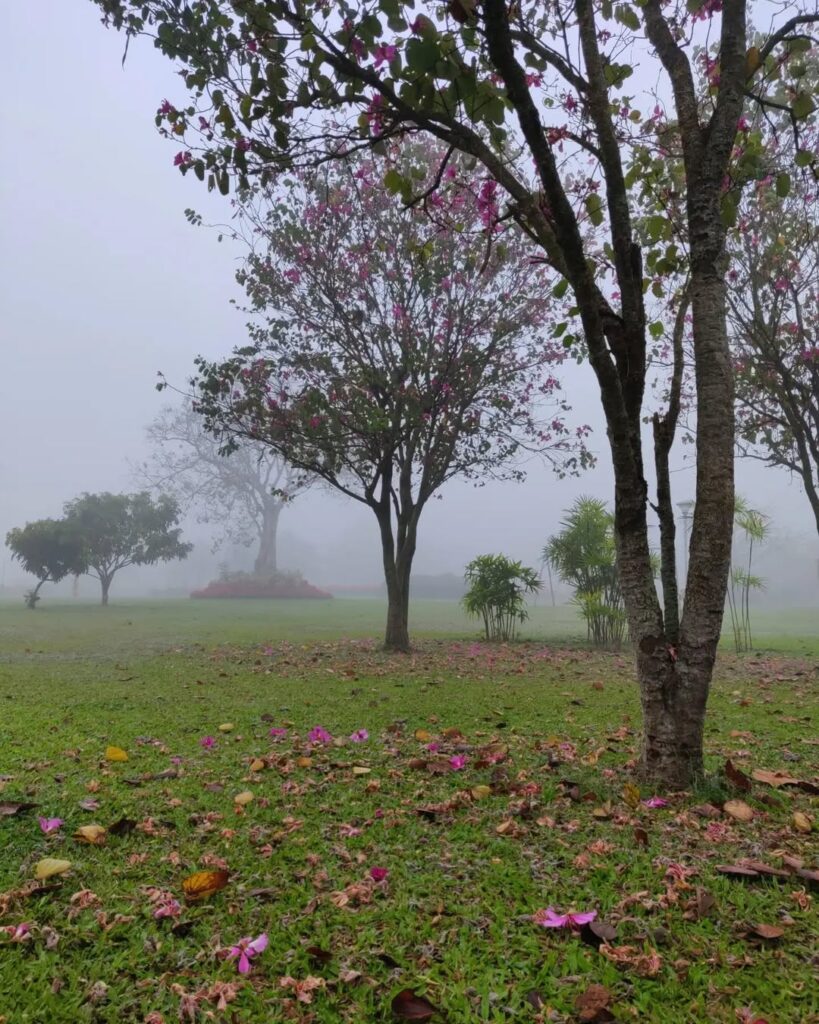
[376,507,416,653]
[26,579,46,609]
[101,576,112,606]
[253,503,281,575]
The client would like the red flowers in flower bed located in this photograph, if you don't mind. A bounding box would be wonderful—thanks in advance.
[190,572,332,600]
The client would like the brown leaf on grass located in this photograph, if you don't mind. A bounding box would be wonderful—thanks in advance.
[108,817,137,837]
[716,864,761,880]
[413,729,432,743]
[725,760,752,792]
[391,988,437,1021]
[181,869,229,901]
[305,945,333,965]
[600,944,663,977]
[744,923,784,941]
[79,798,100,811]
[0,801,37,817]
[74,825,107,845]
[580,919,617,949]
[723,799,754,822]
[525,990,545,1011]
[792,811,813,834]
[249,758,266,772]
[633,826,649,848]
[575,984,615,1023]
[683,888,716,921]
[691,803,722,819]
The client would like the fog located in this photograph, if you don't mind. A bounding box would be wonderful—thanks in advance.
[1,2,817,607]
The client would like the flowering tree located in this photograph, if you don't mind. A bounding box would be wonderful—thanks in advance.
[139,403,305,574]
[188,148,582,651]
[728,151,819,538]
[92,0,819,783]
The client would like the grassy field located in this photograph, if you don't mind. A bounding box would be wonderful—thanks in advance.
[0,599,817,1023]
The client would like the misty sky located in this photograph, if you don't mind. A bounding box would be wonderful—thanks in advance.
[1,2,816,596]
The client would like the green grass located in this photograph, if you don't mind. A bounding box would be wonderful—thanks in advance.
[0,600,817,1023]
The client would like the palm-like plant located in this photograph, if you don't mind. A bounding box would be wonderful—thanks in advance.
[726,497,770,652]
[462,554,541,642]
[545,497,626,648]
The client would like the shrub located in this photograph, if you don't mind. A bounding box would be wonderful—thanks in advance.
[462,554,541,642]
[191,570,332,600]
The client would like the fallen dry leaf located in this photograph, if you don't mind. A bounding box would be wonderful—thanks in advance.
[34,858,72,880]
[575,983,614,1023]
[74,825,107,845]
[723,799,754,822]
[234,791,254,806]
[792,811,813,834]
[181,870,229,901]
[105,746,128,763]
[745,923,784,941]
[249,758,266,772]
[0,801,37,817]
[391,988,437,1021]
[725,759,752,792]
[218,723,234,733]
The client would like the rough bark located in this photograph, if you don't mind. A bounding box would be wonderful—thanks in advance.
[101,575,112,606]
[376,505,416,653]
[253,503,281,575]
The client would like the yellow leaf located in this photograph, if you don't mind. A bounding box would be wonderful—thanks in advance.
[723,799,754,822]
[74,824,107,845]
[622,783,641,809]
[34,858,72,880]
[495,819,517,835]
[249,758,266,772]
[793,811,813,834]
[182,869,229,901]
[592,802,612,820]
[745,45,761,78]
[218,723,234,733]
[297,756,313,768]
[471,785,492,800]
[352,766,371,776]
[234,790,254,806]
[105,746,128,763]
[414,729,432,742]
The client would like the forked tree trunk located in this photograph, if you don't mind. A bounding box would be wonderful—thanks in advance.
[376,506,417,653]
[253,503,281,576]
[26,579,46,609]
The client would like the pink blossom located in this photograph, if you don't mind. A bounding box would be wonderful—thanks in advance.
[153,896,182,920]
[449,754,468,771]
[533,907,597,929]
[349,728,369,743]
[198,116,211,131]
[642,796,669,809]
[226,932,268,974]
[173,151,192,168]
[308,726,332,745]
[158,99,174,116]
[269,727,288,740]
[1,923,32,942]
[426,742,440,753]
[284,269,301,284]
[38,816,63,835]
[774,277,789,292]
[246,37,258,53]
[200,736,216,749]
[235,137,251,152]
[737,116,751,132]
[369,866,389,882]
[373,43,398,69]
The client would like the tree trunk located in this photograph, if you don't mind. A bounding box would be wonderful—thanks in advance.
[26,579,46,609]
[253,503,281,575]
[101,576,112,606]
[376,507,416,653]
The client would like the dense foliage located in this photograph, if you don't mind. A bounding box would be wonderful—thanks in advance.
[462,553,541,641]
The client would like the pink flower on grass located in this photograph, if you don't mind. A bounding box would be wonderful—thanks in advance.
[226,933,268,974]
[369,866,389,882]
[643,796,669,809]
[426,742,440,753]
[153,897,182,920]
[38,817,63,835]
[200,736,216,749]
[269,727,288,740]
[534,907,597,929]
[1,923,32,942]
[449,754,468,771]
[349,728,369,743]
[308,726,332,745]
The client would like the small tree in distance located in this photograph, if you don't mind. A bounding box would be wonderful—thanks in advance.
[189,146,586,651]
[546,498,626,649]
[6,520,86,609]
[139,402,307,576]
[63,492,192,605]
[463,554,541,642]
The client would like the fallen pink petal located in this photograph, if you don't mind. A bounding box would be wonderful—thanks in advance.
[38,816,63,835]
[226,932,268,974]
[643,796,669,808]
[199,736,216,749]
[534,907,597,929]
[308,726,332,745]
[449,754,468,770]
[369,866,389,882]
[349,728,369,742]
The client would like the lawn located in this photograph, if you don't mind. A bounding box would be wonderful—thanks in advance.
[0,599,817,1024]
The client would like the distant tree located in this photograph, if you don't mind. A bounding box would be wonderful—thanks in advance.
[139,403,306,575]
[729,158,819,539]
[63,492,192,605]
[189,146,584,651]
[6,519,86,609]
[545,497,626,649]
[463,554,541,642]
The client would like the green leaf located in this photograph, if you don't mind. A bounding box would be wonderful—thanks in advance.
[383,168,405,194]
[775,172,791,198]
[300,32,316,51]
[405,37,440,73]
[614,5,641,31]
[795,149,814,167]
[552,278,569,299]
[791,92,816,120]
[649,321,664,339]
[585,193,604,227]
